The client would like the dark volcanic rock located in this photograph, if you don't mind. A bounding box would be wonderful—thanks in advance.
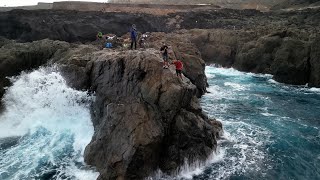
[82,49,221,179]
[0,9,168,42]
[235,34,312,85]
[309,37,320,87]
[141,32,208,96]
[50,44,99,90]
[0,38,221,179]
[0,39,70,78]
[271,38,310,85]
[235,35,283,73]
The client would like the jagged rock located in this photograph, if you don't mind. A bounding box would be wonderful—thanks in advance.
[0,9,169,42]
[0,39,70,78]
[271,38,310,85]
[188,29,255,67]
[235,34,311,85]
[50,44,99,90]
[235,35,283,73]
[309,37,320,87]
[82,49,221,179]
[141,32,208,96]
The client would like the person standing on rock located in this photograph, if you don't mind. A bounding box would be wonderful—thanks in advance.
[160,42,169,69]
[172,59,183,80]
[130,24,137,50]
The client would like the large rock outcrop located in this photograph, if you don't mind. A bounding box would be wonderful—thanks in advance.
[235,34,313,85]
[0,38,222,179]
[141,32,208,96]
[81,49,222,179]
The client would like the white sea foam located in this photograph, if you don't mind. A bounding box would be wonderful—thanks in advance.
[309,87,320,93]
[0,67,99,180]
[268,79,280,84]
[224,82,248,91]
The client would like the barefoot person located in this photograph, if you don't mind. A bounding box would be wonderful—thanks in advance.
[160,42,169,68]
[172,59,183,80]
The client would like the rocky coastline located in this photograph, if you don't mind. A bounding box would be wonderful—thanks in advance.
[0,4,320,179]
[0,38,222,179]
[1,7,319,86]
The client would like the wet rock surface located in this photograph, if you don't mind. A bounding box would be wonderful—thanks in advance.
[83,49,221,179]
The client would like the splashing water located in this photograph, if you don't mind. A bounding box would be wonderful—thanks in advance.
[0,67,99,180]
[150,66,320,180]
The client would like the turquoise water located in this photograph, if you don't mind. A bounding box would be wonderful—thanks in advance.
[193,66,320,180]
[1,66,320,180]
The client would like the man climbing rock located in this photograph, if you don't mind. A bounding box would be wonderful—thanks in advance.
[172,59,183,80]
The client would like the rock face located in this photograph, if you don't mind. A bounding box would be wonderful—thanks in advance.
[309,37,320,87]
[0,10,168,42]
[142,32,208,96]
[83,49,221,179]
[235,34,313,85]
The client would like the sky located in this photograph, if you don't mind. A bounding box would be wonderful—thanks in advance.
[0,0,109,7]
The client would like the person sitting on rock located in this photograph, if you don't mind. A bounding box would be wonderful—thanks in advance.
[130,24,137,50]
[172,59,183,80]
[160,42,169,69]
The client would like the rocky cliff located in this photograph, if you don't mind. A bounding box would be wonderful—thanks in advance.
[1,6,319,84]
[0,39,222,179]
[82,49,221,179]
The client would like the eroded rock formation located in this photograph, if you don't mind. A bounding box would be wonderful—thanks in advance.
[0,38,222,179]
[82,49,221,179]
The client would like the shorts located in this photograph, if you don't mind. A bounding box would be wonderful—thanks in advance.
[162,54,168,62]
[176,69,182,75]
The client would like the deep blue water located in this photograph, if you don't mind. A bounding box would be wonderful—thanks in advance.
[191,66,320,180]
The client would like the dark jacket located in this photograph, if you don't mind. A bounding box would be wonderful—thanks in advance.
[130,28,137,40]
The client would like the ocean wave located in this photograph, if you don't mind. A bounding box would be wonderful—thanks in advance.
[0,67,99,180]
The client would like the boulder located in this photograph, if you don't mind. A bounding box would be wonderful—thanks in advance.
[82,49,222,179]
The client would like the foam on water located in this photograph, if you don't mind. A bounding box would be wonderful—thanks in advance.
[173,66,320,180]
[0,67,99,180]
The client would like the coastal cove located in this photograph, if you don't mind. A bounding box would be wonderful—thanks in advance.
[1,1,320,180]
